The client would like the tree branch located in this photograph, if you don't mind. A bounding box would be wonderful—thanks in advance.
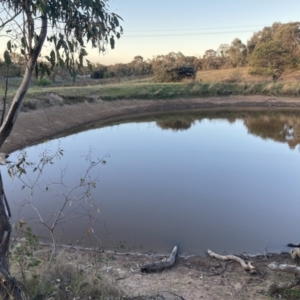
[207,249,256,274]
[0,10,21,30]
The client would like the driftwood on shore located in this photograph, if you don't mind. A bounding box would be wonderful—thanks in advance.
[268,262,300,275]
[268,262,300,294]
[207,250,256,274]
[290,247,300,260]
[141,246,177,273]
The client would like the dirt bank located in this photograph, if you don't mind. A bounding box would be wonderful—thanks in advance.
[37,245,296,300]
[3,95,300,153]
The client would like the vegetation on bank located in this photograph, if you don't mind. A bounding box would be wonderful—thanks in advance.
[89,22,300,82]
[2,22,300,84]
[3,21,300,108]
[1,67,298,110]
[10,232,123,299]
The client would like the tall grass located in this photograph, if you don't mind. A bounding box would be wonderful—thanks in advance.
[3,68,300,107]
[11,246,123,300]
[19,81,300,106]
[24,260,123,300]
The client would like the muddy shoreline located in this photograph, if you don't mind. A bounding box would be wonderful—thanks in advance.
[3,95,300,154]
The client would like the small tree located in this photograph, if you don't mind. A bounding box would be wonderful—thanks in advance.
[91,64,108,79]
[202,49,219,70]
[226,38,247,68]
[0,0,123,298]
[152,52,196,82]
[248,40,291,80]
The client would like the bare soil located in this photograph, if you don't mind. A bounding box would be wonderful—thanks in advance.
[50,246,298,300]
[7,95,300,299]
[3,95,300,153]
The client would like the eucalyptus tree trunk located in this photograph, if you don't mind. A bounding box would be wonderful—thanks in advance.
[0,16,48,300]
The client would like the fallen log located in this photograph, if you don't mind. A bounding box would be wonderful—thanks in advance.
[287,243,300,247]
[207,250,256,274]
[291,248,300,260]
[268,262,300,294]
[141,246,177,273]
[268,262,300,275]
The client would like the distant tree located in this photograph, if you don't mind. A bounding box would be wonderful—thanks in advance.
[193,57,203,71]
[247,23,280,55]
[130,55,152,75]
[91,64,108,79]
[272,22,300,64]
[133,55,144,64]
[216,44,230,58]
[202,49,220,70]
[248,40,291,80]
[247,22,300,79]
[227,38,247,67]
[108,63,130,77]
[152,52,196,82]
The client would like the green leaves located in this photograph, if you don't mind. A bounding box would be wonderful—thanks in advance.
[35,61,51,79]
[3,50,11,65]
[2,0,123,82]
[45,49,56,69]
[110,36,115,49]
[7,41,12,52]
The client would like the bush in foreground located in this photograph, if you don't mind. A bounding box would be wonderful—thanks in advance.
[11,243,123,300]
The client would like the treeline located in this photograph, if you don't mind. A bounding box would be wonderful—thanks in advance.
[92,22,300,82]
[2,22,300,83]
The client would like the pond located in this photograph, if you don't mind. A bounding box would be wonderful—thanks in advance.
[4,110,300,255]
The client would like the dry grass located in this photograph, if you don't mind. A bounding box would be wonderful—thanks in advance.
[196,67,273,83]
[3,68,300,109]
[196,67,300,84]
[11,246,123,300]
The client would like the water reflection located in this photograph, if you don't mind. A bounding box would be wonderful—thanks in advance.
[153,110,300,149]
[244,115,300,149]
[4,109,300,255]
[156,118,194,131]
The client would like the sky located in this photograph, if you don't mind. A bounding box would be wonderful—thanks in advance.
[87,0,300,65]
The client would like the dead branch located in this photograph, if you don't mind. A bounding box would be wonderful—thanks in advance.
[291,248,300,260]
[287,243,300,247]
[141,246,177,273]
[267,262,300,294]
[207,249,256,274]
[268,262,300,275]
[207,262,228,276]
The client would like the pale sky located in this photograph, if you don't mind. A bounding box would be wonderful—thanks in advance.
[88,0,300,65]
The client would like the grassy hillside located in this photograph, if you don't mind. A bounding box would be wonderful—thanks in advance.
[3,67,300,110]
[196,67,300,83]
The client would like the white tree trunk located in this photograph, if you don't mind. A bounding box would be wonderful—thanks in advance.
[0,17,48,148]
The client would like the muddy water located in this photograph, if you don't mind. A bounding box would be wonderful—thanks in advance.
[5,110,300,255]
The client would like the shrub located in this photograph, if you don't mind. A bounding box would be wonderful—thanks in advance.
[37,77,51,86]
[154,65,196,82]
[225,69,242,83]
[23,100,37,110]
[91,65,108,79]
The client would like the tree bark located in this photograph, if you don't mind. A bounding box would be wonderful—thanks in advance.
[266,263,300,294]
[0,16,48,146]
[141,246,177,273]
[268,262,300,275]
[0,15,48,300]
[207,249,256,274]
